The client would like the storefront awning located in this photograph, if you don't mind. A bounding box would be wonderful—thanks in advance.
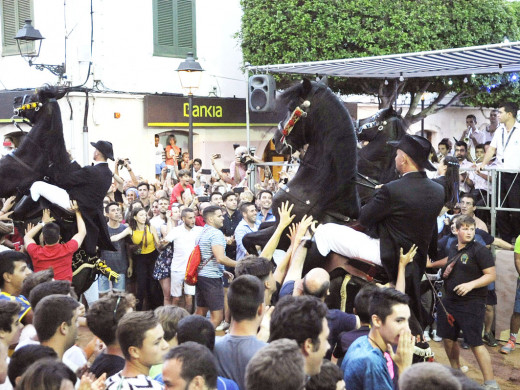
[249,41,520,79]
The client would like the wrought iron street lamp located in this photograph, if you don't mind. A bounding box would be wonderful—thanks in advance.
[176,52,203,165]
[14,19,65,78]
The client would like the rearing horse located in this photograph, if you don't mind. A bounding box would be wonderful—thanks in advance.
[356,107,406,203]
[0,86,70,198]
[243,78,360,253]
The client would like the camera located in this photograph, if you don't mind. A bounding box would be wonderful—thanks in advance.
[240,153,250,164]
[117,158,131,166]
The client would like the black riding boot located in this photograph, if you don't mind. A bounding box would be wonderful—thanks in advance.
[11,195,43,220]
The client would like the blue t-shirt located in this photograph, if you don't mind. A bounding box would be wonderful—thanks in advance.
[341,336,394,390]
[198,225,226,278]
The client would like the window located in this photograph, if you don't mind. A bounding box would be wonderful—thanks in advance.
[1,0,33,56]
[153,0,196,58]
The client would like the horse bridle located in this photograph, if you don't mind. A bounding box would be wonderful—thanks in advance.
[8,95,52,174]
[354,110,388,135]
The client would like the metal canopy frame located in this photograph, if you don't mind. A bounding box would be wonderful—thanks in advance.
[249,41,520,78]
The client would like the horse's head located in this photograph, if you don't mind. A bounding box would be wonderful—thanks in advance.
[273,78,319,155]
[13,85,67,124]
[356,107,403,142]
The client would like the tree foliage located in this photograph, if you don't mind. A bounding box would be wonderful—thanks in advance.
[238,0,520,125]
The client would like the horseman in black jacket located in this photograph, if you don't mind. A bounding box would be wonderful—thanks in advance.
[28,140,116,255]
[314,134,444,326]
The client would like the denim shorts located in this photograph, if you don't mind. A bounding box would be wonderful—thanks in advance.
[98,274,126,293]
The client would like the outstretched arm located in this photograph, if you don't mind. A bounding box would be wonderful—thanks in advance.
[260,201,295,260]
[24,209,55,246]
[71,201,87,247]
[395,245,417,293]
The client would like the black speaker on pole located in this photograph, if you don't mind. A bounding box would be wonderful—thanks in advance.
[248,74,276,112]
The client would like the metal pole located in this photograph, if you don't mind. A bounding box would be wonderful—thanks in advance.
[188,92,194,174]
[421,98,425,138]
[490,169,497,237]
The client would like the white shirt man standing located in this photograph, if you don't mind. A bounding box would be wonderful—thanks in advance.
[479,102,520,243]
[164,208,202,312]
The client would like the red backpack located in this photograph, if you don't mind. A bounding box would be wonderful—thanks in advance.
[184,228,213,286]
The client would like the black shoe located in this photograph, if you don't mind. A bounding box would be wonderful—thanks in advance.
[483,332,498,347]
[460,340,470,349]
[11,195,43,220]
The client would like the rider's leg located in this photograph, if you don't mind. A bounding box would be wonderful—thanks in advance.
[30,181,71,210]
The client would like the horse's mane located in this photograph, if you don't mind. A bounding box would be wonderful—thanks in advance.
[17,85,70,170]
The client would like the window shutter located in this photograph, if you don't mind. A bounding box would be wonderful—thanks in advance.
[2,0,33,56]
[153,0,196,58]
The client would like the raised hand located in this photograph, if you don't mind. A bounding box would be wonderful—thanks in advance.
[399,244,417,268]
[41,209,55,224]
[387,329,414,374]
[277,201,295,228]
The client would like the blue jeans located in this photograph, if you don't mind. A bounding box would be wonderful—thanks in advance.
[98,274,126,293]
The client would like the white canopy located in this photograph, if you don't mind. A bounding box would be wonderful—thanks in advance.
[249,41,520,78]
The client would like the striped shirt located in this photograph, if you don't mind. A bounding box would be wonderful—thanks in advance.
[198,225,226,278]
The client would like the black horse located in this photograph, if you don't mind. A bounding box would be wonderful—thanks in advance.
[0,86,70,198]
[0,85,118,294]
[243,78,360,253]
[356,107,406,203]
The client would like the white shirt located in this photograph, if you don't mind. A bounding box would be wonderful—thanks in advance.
[459,159,473,193]
[165,225,203,273]
[490,121,520,170]
[154,143,164,164]
[149,216,166,239]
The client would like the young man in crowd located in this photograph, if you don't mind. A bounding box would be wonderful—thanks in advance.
[235,256,278,306]
[195,206,236,328]
[245,338,306,390]
[162,342,219,390]
[150,197,169,239]
[106,311,169,389]
[164,208,202,312]
[24,205,86,282]
[99,202,129,294]
[255,190,275,228]
[137,182,152,211]
[86,292,136,378]
[213,275,267,389]
[0,300,22,388]
[269,295,330,376]
[170,169,196,207]
[0,251,32,324]
[218,191,241,331]
[438,139,451,159]
[455,141,474,195]
[209,192,223,208]
[234,202,258,261]
[334,284,377,366]
[341,288,415,390]
[436,215,499,390]
[32,295,81,361]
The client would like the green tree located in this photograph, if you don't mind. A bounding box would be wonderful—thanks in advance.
[238,0,520,126]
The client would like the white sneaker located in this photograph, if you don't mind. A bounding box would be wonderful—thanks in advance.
[216,321,230,331]
[431,330,442,342]
[423,331,431,342]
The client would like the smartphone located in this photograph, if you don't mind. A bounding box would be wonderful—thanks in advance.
[198,196,210,202]
[201,169,212,175]
[222,168,230,173]
[233,144,240,150]
[233,187,245,194]
[213,154,221,159]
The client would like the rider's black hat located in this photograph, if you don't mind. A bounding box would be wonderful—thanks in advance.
[388,134,436,171]
[90,140,114,161]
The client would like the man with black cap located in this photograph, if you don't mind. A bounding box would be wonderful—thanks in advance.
[28,140,115,255]
[314,134,444,324]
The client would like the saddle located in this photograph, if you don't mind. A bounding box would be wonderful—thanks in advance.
[324,252,389,285]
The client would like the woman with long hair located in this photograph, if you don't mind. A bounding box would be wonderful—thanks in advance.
[434,155,460,211]
[111,207,161,310]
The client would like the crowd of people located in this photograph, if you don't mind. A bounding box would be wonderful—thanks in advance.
[0,103,518,390]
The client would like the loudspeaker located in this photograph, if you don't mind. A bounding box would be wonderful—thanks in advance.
[248,74,276,112]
